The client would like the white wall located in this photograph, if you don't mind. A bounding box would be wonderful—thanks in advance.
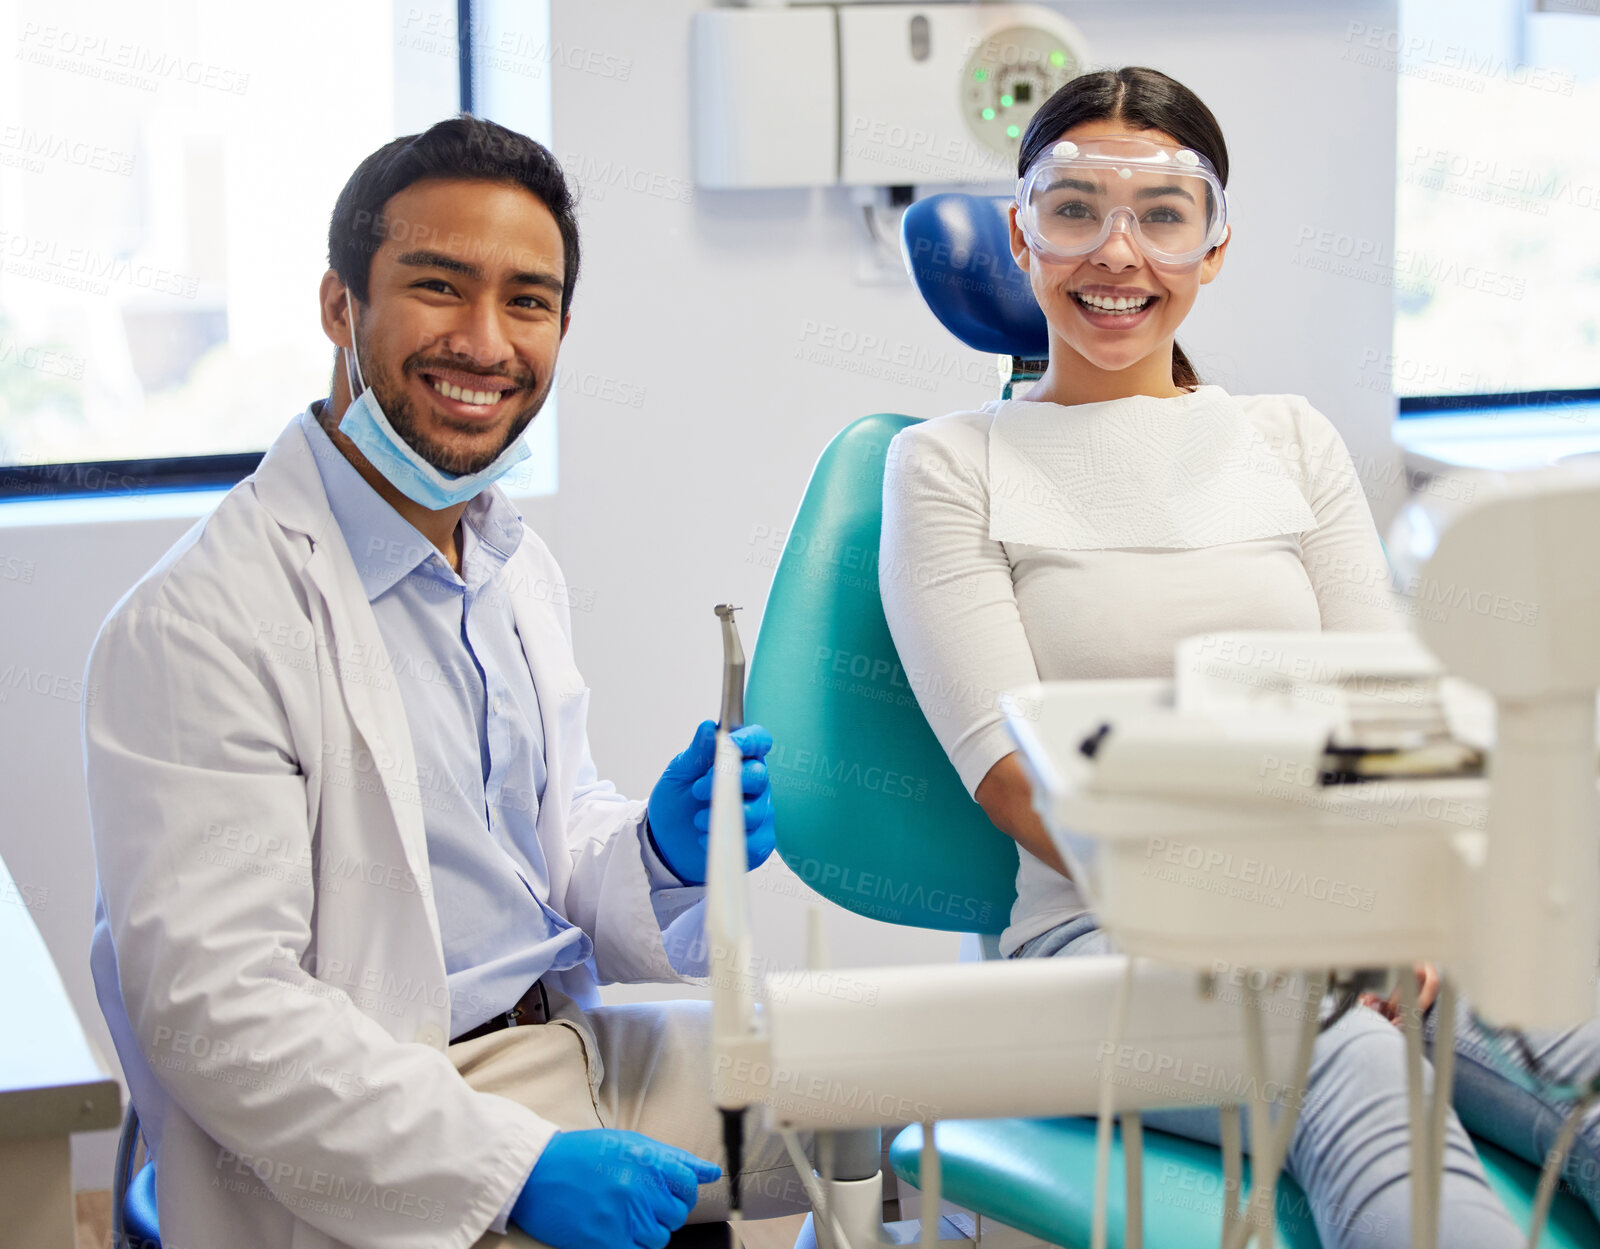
[0,0,1399,1189]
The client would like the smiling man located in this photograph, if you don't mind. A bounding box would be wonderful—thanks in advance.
[84,116,797,1249]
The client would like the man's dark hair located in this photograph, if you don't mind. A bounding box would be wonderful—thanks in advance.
[328,114,580,317]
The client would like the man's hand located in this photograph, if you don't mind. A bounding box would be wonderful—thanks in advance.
[1361,962,1439,1027]
[647,720,776,884]
[510,1129,721,1249]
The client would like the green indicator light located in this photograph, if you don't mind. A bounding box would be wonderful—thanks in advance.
[973,67,988,81]
[1000,94,1014,108]
[981,107,995,121]
[1006,124,1020,139]
[1049,49,1067,68]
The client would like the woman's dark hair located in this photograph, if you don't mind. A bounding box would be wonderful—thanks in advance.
[1017,67,1229,391]
[329,114,580,318]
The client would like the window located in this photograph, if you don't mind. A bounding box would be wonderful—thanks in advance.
[0,0,555,499]
[1392,0,1600,410]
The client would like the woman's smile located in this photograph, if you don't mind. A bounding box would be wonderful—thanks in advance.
[1070,283,1162,329]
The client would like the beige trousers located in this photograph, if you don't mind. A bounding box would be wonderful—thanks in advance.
[456,989,810,1247]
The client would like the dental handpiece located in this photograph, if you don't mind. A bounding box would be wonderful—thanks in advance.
[715,604,745,732]
[713,604,748,1221]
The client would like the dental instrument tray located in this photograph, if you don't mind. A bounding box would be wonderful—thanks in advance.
[1000,632,1493,970]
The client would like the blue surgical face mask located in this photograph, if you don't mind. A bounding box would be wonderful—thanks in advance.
[336,291,533,510]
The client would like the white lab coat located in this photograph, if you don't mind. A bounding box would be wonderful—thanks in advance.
[85,413,709,1249]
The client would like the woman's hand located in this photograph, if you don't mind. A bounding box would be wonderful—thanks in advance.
[1361,962,1439,1027]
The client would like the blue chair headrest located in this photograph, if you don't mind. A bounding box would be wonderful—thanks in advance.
[900,193,1049,360]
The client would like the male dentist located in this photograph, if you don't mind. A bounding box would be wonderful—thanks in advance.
[85,116,793,1249]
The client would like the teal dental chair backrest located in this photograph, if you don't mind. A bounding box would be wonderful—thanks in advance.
[745,413,1018,935]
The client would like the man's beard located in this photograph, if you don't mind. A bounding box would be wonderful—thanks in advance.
[365,352,545,476]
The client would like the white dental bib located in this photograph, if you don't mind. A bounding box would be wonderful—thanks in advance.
[984,384,1319,550]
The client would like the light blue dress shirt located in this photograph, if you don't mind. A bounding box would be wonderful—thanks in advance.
[302,406,595,1039]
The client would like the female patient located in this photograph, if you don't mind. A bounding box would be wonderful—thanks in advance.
[880,65,1600,1249]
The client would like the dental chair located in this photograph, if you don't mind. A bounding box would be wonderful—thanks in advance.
[740,193,1599,1247]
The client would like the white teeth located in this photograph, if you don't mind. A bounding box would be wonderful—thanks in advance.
[1077,292,1152,312]
[430,377,506,406]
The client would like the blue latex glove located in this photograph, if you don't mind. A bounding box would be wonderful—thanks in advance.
[510,1128,721,1249]
[647,719,776,885]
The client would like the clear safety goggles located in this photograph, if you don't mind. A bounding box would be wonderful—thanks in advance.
[1015,136,1229,271]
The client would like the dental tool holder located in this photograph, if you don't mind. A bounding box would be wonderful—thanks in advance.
[1002,648,1479,975]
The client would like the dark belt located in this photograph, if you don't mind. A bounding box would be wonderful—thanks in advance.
[451,979,551,1045]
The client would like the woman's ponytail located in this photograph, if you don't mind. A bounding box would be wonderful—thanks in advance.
[1172,342,1200,391]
